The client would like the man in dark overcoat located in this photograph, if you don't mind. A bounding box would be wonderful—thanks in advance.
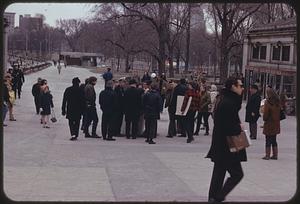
[169,78,188,137]
[206,77,247,203]
[113,79,125,136]
[245,84,261,139]
[32,77,42,114]
[142,82,162,144]
[84,76,101,138]
[62,77,85,140]
[99,80,117,141]
[123,79,143,139]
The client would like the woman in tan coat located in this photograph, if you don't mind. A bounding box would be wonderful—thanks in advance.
[262,88,281,160]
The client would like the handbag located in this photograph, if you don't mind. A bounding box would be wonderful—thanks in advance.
[280,109,286,120]
[226,130,250,152]
[50,108,57,123]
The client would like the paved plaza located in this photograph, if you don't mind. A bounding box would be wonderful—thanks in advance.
[3,65,297,202]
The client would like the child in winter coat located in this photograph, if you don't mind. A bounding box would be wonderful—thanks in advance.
[40,86,54,128]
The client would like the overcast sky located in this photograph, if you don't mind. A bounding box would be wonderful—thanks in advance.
[5,3,97,27]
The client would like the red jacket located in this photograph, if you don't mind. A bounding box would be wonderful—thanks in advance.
[181,89,201,112]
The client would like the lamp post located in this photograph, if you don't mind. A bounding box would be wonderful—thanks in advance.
[208,51,211,76]
[4,18,9,72]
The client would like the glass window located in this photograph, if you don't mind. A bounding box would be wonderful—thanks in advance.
[272,46,281,60]
[252,46,259,59]
[282,46,290,61]
[260,46,266,59]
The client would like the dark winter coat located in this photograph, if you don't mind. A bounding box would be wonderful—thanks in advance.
[99,87,117,114]
[123,86,143,120]
[114,85,125,112]
[206,89,247,163]
[169,83,188,114]
[62,85,85,120]
[263,99,280,136]
[84,84,96,107]
[40,92,54,115]
[141,74,151,82]
[199,91,211,112]
[245,91,261,123]
[3,83,9,103]
[102,71,113,82]
[32,83,41,97]
[143,89,162,120]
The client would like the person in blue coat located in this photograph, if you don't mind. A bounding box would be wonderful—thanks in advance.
[102,68,113,86]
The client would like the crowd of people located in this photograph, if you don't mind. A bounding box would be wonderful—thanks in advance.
[3,65,287,202]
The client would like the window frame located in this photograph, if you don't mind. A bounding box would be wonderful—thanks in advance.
[251,44,267,61]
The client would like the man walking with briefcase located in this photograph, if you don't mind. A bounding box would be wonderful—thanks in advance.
[206,77,246,203]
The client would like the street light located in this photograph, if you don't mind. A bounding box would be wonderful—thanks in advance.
[208,51,211,76]
[4,18,9,72]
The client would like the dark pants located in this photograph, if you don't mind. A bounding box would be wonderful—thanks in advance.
[145,118,157,140]
[202,112,210,134]
[81,111,86,131]
[182,110,196,140]
[167,109,176,137]
[84,106,98,135]
[249,122,257,139]
[125,116,139,139]
[17,84,22,98]
[101,112,114,139]
[195,111,203,134]
[34,96,41,114]
[265,135,277,147]
[176,116,185,136]
[114,111,124,136]
[209,161,244,202]
[3,103,8,122]
[68,118,80,137]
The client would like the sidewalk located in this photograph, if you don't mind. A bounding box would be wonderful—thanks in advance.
[3,65,297,202]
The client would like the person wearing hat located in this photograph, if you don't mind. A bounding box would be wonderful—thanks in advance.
[84,76,101,138]
[102,68,113,86]
[245,84,261,140]
[99,80,117,141]
[123,79,144,139]
[62,77,85,140]
[32,77,42,114]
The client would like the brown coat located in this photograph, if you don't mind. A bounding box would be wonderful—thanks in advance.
[263,99,280,136]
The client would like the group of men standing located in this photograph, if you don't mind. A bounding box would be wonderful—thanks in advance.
[61,73,162,144]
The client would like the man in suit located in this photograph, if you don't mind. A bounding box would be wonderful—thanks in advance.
[245,84,261,140]
[123,79,143,139]
[62,77,85,140]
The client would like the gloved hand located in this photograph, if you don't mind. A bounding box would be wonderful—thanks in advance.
[62,111,66,116]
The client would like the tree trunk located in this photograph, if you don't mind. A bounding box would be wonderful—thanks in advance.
[176,49,180,74]
[125,53,130,73]
[168,47,174,78]
[184,4,191,73]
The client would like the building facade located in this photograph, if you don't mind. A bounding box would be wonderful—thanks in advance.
[19,14,43,31]
[3,12,15,33]
[242,17,296,98]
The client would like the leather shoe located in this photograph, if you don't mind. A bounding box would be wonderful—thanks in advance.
[91,134,101,138]
[106,138,116,141]
[166,135,173,138]
[148,140,156,144]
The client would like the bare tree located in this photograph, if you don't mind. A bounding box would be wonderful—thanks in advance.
[56,19,87,52]
[207,3,262,83]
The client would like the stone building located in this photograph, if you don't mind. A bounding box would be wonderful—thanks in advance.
[242,17,296,98]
